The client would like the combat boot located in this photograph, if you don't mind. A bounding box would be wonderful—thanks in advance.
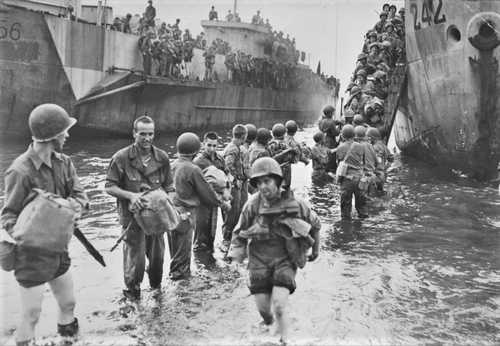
[57,317,79,337]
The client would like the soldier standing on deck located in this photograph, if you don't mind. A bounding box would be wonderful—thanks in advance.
[144,0,156,28]
[105,116,174,299]
[169,133,222,279]
[221,125,248,252]
[193,132,228,252]
[1,104,89,345]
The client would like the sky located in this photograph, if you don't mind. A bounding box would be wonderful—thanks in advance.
[84,0,403,96]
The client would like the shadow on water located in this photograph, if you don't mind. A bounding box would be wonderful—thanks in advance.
[1,128,499,345]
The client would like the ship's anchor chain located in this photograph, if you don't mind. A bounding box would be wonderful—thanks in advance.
[468,24,500,179]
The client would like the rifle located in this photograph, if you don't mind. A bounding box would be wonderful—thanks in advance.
[110,221,134,252]
[74,227,106,267]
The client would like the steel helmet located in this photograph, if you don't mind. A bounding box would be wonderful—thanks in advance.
[271,123,286,138]
[354,125,367,138]
[356,69,367,77]
[367,127,381,139]
[285,120,298,134]
[368,31,378,39]
[369,42,380,50]
[344,109,355,119]
[379,12,388,18]
[245,123,257,142]
[385,22,394,29]
[256,128,272,145]
[353,114,365,125]
[350,85,362,95]
[357,53,367,61]
[176,132,201,155]
[322,105,335,116]
[29,104,77,142]
[249,157,283,188]
[341,124,355,139]
[313,131,324,143]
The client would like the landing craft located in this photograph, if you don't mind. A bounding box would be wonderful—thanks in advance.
[394,0,500,180]
[0,0,339,139]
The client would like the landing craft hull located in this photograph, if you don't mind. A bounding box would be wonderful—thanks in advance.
[0,4,336,139]
[395,0,500,179]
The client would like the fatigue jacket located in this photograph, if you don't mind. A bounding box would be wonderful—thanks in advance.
[318,117,340,149]
[1,144,88,235]
[171,156,220,210]
[223,140,246,181]
[193,149,226,173]
[311,144,329,172]
[105,144,173,226]
[248,143,270,166]
[336,140,364,179]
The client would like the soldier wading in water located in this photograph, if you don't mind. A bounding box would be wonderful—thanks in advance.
[1,104,89,345]
[228,157,321,344]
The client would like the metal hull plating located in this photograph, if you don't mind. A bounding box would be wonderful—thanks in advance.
[394,0,500,179]
[1,4,336,139]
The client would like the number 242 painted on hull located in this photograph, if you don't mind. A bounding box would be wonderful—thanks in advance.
[410,0,446,31]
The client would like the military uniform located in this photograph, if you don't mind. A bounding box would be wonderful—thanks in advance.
[372,140,394,191]
[193,150,227,251]
[248,142,270,166]
[1,145,89,288]
[169,157,220,278]
[336,140,368,219]
[230,191,321,294]
[106,144,173,290]
[318,117,341,172]
[222,140,247,243]
[268,138,292,189]
[310,143,329,181]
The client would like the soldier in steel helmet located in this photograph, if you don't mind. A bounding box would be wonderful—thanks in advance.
[247,128,272,194]
[318,105,342,173]
[335,125,369,219]
[367,127,393,193]
[228,157,321,344]
[1,104,89,345]
[169,132,224,279]
[193,131,228,252]
[374,11,388,34]
[284,120,310,168]
[268,123,294,190]
[242,124,257,207]
[310,131,332,182]
[221,124,248,252]
[105,116,174,299]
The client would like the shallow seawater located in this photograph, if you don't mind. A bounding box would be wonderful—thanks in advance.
[0,128,499,345]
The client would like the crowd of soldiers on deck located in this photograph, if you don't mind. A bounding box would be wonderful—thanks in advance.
[125,2,338,92]
[343,3,405,132]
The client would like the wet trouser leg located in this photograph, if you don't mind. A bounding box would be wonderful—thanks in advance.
[340,178,355,220]
[145,234,165,288]
[167,213,195,278]
[193,204,215,251]
[17,283,44,343]
[48,270,76,325]
[123,224,145,291]
[354,183,368,217]
[254,293,273,324]
[222,184,242,242]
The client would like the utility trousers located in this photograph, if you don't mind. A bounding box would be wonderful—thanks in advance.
[123,222,165,290]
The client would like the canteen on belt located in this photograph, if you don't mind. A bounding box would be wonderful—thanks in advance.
[134,189,180,236]
[12,189,77,252]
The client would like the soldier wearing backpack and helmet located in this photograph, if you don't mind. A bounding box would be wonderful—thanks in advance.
[1,104,88,345]
[228,157,321,345]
